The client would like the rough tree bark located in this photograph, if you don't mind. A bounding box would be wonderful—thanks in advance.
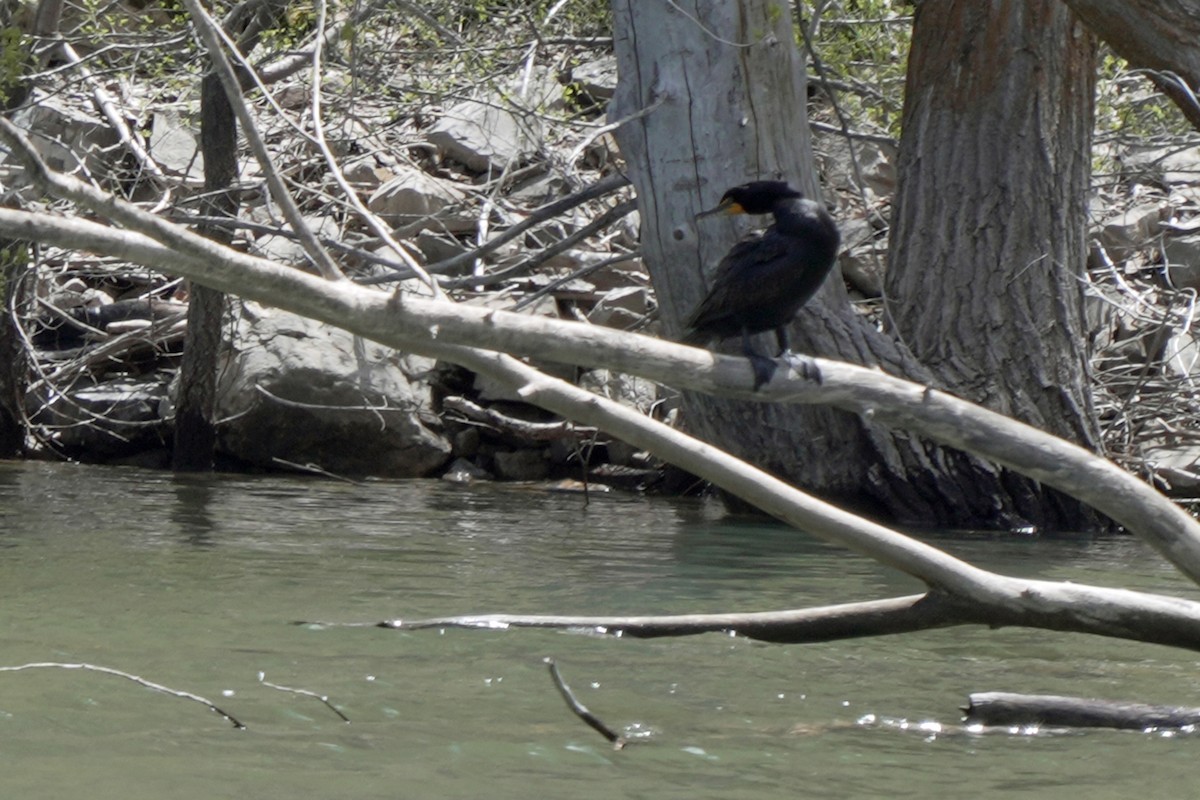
[171,70,234,472]
[884,0,1105,529]
[609,0,1103,529]
[1061,0,1200,130]
[0,0,66,457]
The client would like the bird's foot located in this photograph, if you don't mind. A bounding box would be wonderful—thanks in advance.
[782,351,822,384]
[749,354,778,390]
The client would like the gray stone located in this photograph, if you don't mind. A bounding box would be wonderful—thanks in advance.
[1142,442,1200,491]
[426,70,563,172]
[588,285,650,328]
[840,244,886,298]
[367,169,472,234]
[569,56,617,102]
[578,368,657,414]
[1125,145,1200,185]
[493,449,549,480]
[441,456,490,484]
[213,302,451,477]
[30,375,170,457]
[1096,202,1165,262]
[148,110,202,182]
[254,215,340,265]
[1163,233,1200,291]
[9,93,120,176]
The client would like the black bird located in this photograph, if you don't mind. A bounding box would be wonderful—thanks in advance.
[682,180,840,388]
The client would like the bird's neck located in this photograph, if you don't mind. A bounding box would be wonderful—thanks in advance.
[771,198,821,235]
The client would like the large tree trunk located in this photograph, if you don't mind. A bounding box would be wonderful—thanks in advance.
[609,0,884,514]
[610,0,1107,530]
[884,0,1105,528]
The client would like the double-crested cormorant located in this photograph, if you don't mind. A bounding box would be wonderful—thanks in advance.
[682,180,840,388]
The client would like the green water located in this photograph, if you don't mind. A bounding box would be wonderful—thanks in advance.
[0,461,1197,799]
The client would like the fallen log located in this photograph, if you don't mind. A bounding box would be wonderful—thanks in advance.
[964,692,1200,731]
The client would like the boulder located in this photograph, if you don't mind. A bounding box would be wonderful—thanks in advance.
[8,93,120,176]
[253,215,341,265]
[1163,233,1200,291]
[29,374,170,458]
[1096,201,1165,263]
[367,169,473,234]
[213,303,451,477]
[425,69,563,172]
[148,110,202,184]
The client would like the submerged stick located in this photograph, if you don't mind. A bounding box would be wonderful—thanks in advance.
[0,661,244,728]
[544,657,626,750]
[964,691,1200,731]
[259,672,351,723]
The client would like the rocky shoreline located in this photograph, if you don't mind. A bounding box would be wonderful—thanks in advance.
[6,18,1200,498]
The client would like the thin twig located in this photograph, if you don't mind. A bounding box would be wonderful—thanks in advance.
[181,0,345,281]
[0,662,244,728]
[258,671,351,723]
[544,657,626,750]
[439,199,637,290]
[359,173,632,285]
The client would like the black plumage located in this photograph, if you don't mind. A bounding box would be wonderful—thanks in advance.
[682,180,840,387]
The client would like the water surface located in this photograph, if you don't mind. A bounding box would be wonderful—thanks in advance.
[0,462,1197,799]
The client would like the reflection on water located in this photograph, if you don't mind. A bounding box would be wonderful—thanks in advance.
[0,461,1198,800]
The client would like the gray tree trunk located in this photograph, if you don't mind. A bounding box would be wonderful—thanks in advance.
[611,0,1106,529]
[172,70,234,471]
[610,0,889,513]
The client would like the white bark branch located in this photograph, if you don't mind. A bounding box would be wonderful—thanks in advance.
[5,121,1200,647]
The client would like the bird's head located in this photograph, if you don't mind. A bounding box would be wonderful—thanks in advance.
[696,181,803,218]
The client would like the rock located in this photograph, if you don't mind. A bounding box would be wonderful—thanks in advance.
[840,243,886,298]
[492,448,549,480]
[1142,442,1200,492]
[1096,202,1165,262]
[213,302,451,477]
[148,110,202,183]
[1163,233,1200,291]
[588,285,650,328]
[254,215,341,265]
[29,375,170,458]
[816,132,897,198]
[8,93,120,176]
[578,368,658,415]
[367,169,473,234]
[836,215,886,297]
[426,69,562,171]
[452,426,481,457]
[1164,328,1200,378]
[566,56,617,104]
[415,230,470,266]
[441,456,490,483]
[1125,145,1200,185]
[343,159,390,194]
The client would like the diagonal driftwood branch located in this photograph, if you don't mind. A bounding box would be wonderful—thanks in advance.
[0,177,1192,576]
[371,586,1200,651]
[5,118,1200,649]
[0,173,1195,584]
[6,203,1200,646]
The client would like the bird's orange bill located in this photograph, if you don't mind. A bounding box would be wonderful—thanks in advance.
[695,199,746,218]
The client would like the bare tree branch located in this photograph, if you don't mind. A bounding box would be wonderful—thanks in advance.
[544,658,626,749]
[0,662,244,728]
[5,132,1200,650]
[180,0,345,281]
